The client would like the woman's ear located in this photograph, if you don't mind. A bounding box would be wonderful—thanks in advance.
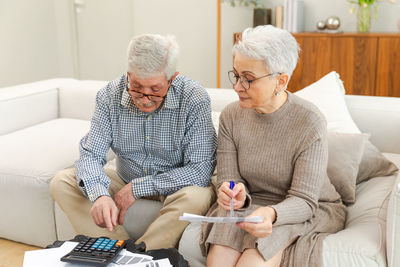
[277,73,289,91]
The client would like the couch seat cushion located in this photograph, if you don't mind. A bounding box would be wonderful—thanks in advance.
[0,118,90,181]
[322,153,400,267]
[0,118,90,246]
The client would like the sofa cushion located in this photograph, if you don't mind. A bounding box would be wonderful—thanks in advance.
[322,169,398,266]
[384,153,400,267]
[294,71,361,134]
[0,118,90,246]
[0,118,90,181]
[293,72,398,201]
[327,132,368,204]
[357,141,399,184]
[0,170,57,247]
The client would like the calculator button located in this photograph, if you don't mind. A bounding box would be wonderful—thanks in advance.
[115,240,124,246]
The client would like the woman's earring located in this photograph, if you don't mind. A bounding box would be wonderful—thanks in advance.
[274,90,280,96]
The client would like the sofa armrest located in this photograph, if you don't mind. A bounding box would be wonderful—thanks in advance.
[387,171,400,267]
[0,79,74,135]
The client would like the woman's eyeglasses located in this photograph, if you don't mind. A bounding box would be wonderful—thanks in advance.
[228,70,281,90]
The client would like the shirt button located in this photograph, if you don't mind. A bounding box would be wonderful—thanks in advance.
[89,194,94,198]
[147,116,152,120]
[148,153,152,157]
[144,169,148,174]
[146,136,150,140]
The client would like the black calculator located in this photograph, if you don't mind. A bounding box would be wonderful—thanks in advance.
[61,237,125,266]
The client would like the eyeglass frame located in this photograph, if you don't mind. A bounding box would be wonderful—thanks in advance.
[228,70,282,90]
[126,73,172,102]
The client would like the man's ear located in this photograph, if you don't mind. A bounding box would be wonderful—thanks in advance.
[170,72,179,82]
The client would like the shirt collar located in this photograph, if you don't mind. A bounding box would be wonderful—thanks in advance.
[120,75,180,114]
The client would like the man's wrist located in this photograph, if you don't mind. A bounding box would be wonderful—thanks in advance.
[85,183,111,203]
[131,175,155,199]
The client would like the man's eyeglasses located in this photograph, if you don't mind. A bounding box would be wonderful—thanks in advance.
[228,70,281,90]
[126,75,171,102]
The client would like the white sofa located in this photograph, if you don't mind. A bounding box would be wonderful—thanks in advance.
[0,77,399,267]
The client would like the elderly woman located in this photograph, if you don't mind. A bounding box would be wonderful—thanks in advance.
[200,26,346,266]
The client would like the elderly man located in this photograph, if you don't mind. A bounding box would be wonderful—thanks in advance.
[50,34,217,250]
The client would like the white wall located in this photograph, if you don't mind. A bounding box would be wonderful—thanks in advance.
[0,0,59,88]
[132,0,217,88]
[1,0,399,89]
[263,0,400,33]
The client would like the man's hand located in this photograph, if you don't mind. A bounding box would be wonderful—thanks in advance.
[217,182,246,211]
[113,182,136,225]
[90,196,119,232]
[236,206,277,238]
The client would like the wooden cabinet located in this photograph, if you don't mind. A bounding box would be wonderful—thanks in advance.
[375,36,400,96]
[234,32,400,97]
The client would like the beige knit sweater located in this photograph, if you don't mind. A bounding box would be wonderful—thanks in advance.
[201,92,346,266]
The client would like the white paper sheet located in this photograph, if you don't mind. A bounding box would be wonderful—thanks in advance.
[120,258,172,267]
[179,213,264,223]
[23,241,80,267]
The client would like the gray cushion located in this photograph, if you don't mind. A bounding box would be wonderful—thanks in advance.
[327,132,367,204]
[356,140,399,184]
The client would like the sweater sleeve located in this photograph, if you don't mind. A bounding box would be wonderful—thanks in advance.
[216,104,252,207]
[270,121,328,226]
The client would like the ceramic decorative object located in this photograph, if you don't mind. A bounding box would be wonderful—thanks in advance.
[326,16,341,30]
[316,20,326,30]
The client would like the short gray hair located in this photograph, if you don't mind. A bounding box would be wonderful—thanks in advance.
[233,25,299,76]
[127,34,179,79]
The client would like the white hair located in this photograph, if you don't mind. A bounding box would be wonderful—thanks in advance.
[233,25,299,77]
[127,34,179,79]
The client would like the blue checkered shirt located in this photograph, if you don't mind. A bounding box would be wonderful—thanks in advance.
[75,74,217,203]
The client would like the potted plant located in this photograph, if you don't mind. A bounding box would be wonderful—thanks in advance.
[347,0,397,32]
[223,0,272,27]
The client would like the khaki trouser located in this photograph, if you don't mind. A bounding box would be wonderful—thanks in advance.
[50,168,216,250]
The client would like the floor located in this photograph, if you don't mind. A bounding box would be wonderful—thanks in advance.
[0,238,40,267]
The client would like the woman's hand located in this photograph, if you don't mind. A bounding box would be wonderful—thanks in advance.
[217,182,246,210]
[237,206,277,238]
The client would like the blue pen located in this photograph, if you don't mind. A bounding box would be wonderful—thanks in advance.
[229,181,235,217]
